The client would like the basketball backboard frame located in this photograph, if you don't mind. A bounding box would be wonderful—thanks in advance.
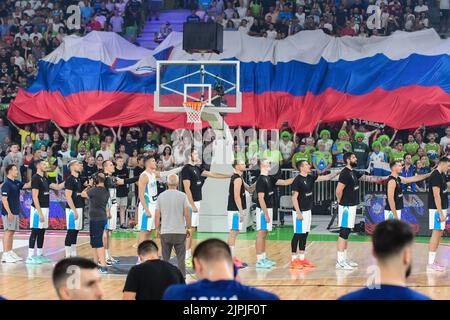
[154,60,241,114]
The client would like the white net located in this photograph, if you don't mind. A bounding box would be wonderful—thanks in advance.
[183,103,205,123]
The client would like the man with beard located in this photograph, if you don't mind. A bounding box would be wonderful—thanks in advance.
[385,160,430,221]
[64,160,85,258]
[339,220,430,300]
[102,159,127,265]
[27,160,64,264]
[335,152,386,270]
[181,148,231,268]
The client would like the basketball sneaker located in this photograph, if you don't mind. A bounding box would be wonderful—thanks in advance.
[345,259,358,268]
[335,260,354,270]
[427,262,446,272]
[263,258,276,266]
[109,256,119,263]
[98,266,108,274]
[2,252,17,263]
[26,256,42,264]
[298,258,316,268]
[106,258,117,266]
[289,259,303,269]
[36,255,50,263]
[256,259,272,269]
[10,251,23,261]
[106,256,119,265]
[233,257,247,269]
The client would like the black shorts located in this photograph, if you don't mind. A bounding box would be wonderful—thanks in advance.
[90,219,107,248]
[441,9,450,20]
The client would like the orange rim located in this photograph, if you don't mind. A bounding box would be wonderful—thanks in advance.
[184,101,205,111]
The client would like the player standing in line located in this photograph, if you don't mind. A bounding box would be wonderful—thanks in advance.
[137,155,183,247]
[104,158,153,264]
[335,152,386,270]
[426,157,449,272]
[255,159,294,269]
[385,160,430,221]
[182,148,231,268]
[27,160,64,264]
[290,160,341,269]
[227,159,255,269]
[64,160,85,258]
[1,164,31,263]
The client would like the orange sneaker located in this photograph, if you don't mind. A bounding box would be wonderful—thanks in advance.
[289,259,303,269]
[298,258,316,268]
[233,257,248,269]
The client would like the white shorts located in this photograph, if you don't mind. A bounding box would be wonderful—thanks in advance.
[30,206,49,229]
[189,201,201,228]
[429,209,448,231]
[227,211,243,231]
[338,205,357,229]
[256,207,273,232]
[116,197,128,207]
[66,208,83,231]
[384,210,402,221]
[292,210,312,234]
[137,202,156,232]
[105,204,118,231]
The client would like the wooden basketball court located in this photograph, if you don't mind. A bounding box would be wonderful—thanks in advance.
[1,231,449,300]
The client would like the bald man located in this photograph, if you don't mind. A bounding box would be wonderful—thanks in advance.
[155,174,191,278]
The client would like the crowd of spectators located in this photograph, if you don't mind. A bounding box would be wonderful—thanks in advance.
[0,0,147,103]
[185,0,442,39]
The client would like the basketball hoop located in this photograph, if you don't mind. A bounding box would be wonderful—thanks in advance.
[183,101,206,123]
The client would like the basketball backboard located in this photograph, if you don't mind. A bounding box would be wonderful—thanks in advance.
[154,60,241,114]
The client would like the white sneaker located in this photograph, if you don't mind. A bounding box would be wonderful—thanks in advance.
[109,256,119,263]
[1,252,17,263]
[336,260,354,270]
[427,262,446,272]
[346,259,358,268]
[10,251,23,261]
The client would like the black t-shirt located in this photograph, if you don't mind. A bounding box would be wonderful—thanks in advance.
[105,174,118,204]
[181,164,205,202]
[255,174,277,209]
[31,173,50,208]
[123,260,185,300]
[87,186,110,221]
[65,175,84,208]
[119,138,137,156]
[82,165,97,182]
[338,167,363,206]
[139,139,158,153]
[428,170,448,210]
[385,175,403,211]
[292,173,318,211]
[134,166,144,178]
[114,166,129,198]
[336,9,347,27]
[50,138,63,153]
[28,160,37,177]
[227,173,246,211]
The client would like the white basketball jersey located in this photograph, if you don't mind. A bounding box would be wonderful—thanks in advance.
[141,170,158,205]
[370,152,385,167]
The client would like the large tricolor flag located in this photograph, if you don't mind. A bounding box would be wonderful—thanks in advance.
[8,29,450,131]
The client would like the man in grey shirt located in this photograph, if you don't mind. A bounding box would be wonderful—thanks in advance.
[2,143,23,181]
[155,174,191,278]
